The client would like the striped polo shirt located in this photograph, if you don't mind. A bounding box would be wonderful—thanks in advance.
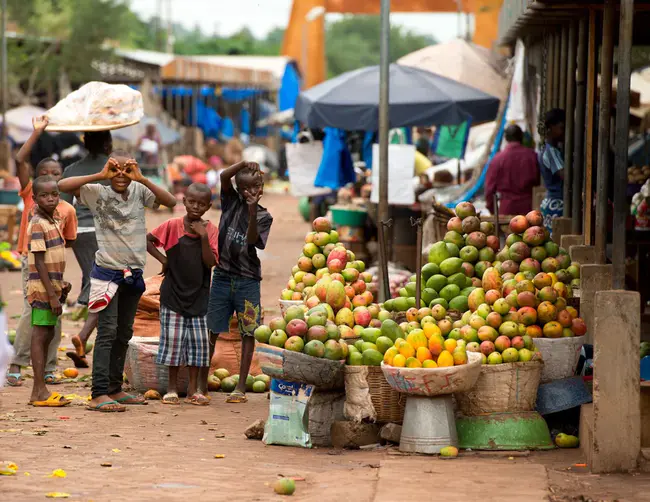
[26,210,67,310]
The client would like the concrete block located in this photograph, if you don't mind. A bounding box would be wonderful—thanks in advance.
[591,290,641,473]
[580,264,613,344]
[561,234,583,252]
[579,403,593,466]
[331,421,380,449]
[380,423,403,444]
[552,217,572,244]
[570,245,597,265]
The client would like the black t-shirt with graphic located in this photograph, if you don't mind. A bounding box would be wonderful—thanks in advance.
[217,187,273,281]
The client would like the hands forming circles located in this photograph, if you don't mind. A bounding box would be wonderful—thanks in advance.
[102,158,144,181]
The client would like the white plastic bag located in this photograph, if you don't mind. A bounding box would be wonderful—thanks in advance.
[263,378,314,448]
[46,82,143,130]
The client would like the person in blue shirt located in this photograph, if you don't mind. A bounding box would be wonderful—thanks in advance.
[538,109,566,233]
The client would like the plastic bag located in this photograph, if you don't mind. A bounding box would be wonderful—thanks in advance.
[46,82,143,129]
[263,378,314,448]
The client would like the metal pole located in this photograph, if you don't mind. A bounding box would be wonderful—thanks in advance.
[302,22,308,89]
[377,0,390,303]
[613,0,634,288]
[572,16,587,235]
[584,9,597,246]
[595,0,615,264]
[559,26,568,110]
[1,0,7,138]
[564,21,577,219]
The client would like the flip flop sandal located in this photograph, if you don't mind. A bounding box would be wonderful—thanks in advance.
[44,373,62,385]
[31,392,71,407]
[226,390,248,404]
[162,393,180,405]
[114,395,148,405]
[6,373,23,387]
[87,400,126,412]
[185,393,210,406]
[66,351,89,369]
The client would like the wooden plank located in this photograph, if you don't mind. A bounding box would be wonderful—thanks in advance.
[584,9,596,246]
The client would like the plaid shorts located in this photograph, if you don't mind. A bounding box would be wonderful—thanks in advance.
[157,305,210,367]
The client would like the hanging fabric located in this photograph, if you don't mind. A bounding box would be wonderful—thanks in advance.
[314,128,355,190]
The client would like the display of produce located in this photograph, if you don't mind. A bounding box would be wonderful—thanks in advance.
[628,164,650,185]
[206,368,270,393]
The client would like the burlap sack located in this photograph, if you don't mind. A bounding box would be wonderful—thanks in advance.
[455,360,543,416]
[343,366,376,423]
[210,316,262,376]
[534,336,585,383]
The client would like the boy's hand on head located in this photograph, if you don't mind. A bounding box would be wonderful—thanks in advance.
[101,158,121,180]
[123,160,145,182]
[190,220,208,237]
[32,115,49,132]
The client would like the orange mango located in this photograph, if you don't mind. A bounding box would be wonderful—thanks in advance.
[423,323,442,340]
[443,338,457,353]
[428,333,445,357]
[416,347,433,363]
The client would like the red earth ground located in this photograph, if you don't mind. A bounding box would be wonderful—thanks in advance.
[1,193,649,501]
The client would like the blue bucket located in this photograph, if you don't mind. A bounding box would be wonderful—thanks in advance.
[536,376,592,416]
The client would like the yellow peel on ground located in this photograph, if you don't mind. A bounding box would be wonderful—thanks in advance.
[47,469,67,478]
[45,493,70,499]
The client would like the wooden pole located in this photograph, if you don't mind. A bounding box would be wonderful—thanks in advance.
[553,31,561,108]
[572,16,587,235]
[613,0,634,288]
[584,9,597,246]
[595,0,615,264]
[559,26,568,110]
[546,35,555,109]
[564,21,577,219]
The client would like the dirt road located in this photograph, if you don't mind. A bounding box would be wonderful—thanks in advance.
[1,193,648,501]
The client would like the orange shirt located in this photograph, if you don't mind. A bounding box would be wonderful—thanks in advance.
[17,180,78,255]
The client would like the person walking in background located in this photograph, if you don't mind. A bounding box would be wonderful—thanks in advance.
[485,124,540,216]
[7,117,77,387]
[60,131,112,368]
[59,151,176,412]
[206,161,272,403]
[538,109,566,232]
[137,123,162,167]
[147,183,218,406]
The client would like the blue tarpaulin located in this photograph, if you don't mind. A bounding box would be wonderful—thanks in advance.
[279,63,301,111]
[314,127,355,190]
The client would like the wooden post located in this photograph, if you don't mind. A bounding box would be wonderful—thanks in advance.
[553,31,561,108]
[595,0,615,264]
[572,16,587,235]
[559,26,568,110]
[564,21,577,219]
[612,0,634,289]
[546,35,555,109]
[584,9,597,246]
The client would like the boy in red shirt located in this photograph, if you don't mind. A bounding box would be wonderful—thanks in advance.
[147,183,219,405]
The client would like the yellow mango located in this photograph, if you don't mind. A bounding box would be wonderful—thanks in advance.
[437,350,454,367]
[392,354,406,367]
[383,347,399,365]
[422,359,438,368]
[416,346,433,363]
[406,330,427,350]
[398,341,415,359]
[405,357,422,368]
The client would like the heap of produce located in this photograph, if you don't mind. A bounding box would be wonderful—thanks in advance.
[280,217,373,305]
[383,202,498,314]
[207,368,271,393]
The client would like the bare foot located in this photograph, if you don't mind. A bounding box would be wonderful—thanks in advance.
[29,386,51,403]
[71,335,86,357]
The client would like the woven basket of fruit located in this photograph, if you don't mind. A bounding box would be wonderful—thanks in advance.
[455,359,543,416]
[255,343,345,390]
[381,351,483,397]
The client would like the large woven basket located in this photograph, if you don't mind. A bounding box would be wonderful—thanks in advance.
[455,360,543,416]
[534,336,585,383]
[367,366,406,423]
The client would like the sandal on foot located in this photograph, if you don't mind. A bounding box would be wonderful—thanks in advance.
[113,394,147,405]
[226,390,248,404]
[185,393,210,406]
[6,373,22,387]
[44,373,62,385]
[87,400,126,412]
[66,351,89,369]
[31,392,71,407]
[162,392,180,405]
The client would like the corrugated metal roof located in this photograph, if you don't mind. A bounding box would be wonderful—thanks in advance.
[114,49,176,68]
[188,56,293,79]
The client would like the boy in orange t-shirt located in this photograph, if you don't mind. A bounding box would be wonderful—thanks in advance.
[6,116,77,387]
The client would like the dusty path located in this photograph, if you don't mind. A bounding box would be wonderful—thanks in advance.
[1,193,648,501]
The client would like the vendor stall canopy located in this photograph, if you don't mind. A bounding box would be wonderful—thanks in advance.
[295,64,500,131]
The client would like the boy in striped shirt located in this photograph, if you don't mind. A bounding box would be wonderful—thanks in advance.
[26,175,72,407]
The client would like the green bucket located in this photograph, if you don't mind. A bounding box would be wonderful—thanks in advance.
[331,206,367,227]
[456,411,554,451]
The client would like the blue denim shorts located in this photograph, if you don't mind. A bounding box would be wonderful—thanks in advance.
[207,269,261,337]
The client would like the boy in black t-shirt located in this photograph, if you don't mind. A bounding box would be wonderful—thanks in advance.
[147,183,219,405]
[207,161,273,403]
